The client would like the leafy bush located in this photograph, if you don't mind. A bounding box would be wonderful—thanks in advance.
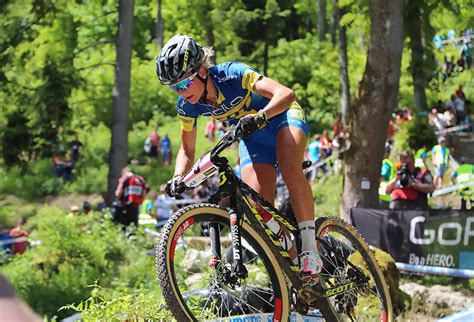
[0,197,36,228]
[0,205,157,319]
[393,117,437,155]
[62,284,172,321]
[0,159,63,200]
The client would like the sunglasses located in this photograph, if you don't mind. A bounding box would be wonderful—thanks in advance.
[169,72,198,92]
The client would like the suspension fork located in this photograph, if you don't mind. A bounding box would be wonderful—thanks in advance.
[229,208,248,279]
[209,222,222,267]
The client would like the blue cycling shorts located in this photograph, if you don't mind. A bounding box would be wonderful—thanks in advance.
[239,103,308,169]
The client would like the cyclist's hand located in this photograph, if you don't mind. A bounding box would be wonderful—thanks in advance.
[237,111,268,138]
[165,175,185,197]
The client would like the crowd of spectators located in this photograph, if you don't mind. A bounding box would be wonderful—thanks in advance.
[305,116,349,181]
[433,29,472,80]
[51,135,83,183]
[428,85,471,133]
[204,119,228,142]
[144,129,172,165]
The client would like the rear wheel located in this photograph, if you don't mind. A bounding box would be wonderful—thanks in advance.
[314,217,393,322]
[156,203,290,321]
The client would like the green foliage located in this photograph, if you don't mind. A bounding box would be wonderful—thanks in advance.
[0,198,36,228]
[393,118,437,155]
[61,284,172,321]
[312,172,343,217]
[0,159,63,200]
[0,205,157,319]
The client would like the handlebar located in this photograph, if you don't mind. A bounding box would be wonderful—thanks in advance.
[210,124,244,161]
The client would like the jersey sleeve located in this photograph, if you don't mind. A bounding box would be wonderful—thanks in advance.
[176,98,198,132]
[226,62,263,92]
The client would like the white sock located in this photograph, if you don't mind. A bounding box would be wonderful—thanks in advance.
[298,220,318,255]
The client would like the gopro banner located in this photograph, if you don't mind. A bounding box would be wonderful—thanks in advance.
[350,208,474,271]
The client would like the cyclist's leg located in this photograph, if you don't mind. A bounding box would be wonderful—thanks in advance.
[239,134,278,204]
[276,126,312,223]
[241,163,277,204]
[275,105,322,276]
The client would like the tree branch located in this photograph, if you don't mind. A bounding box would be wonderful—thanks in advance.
[73,40,115,56]
[77,62,116,71]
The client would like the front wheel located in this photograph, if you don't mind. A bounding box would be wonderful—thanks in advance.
[156,203,290,321]
[314,217,393,322]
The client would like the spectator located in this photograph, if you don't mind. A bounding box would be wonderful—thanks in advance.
[154,184,177,228]
[52,156,64,178]
[148,129,160,158]
[161,134,172,165]
[216,120,228,138]
[447,29,457,46]
[428,108,445,131]
[451,157,473,210]
[414,146,428,169]
[83,201,92,214]
[433,34,443,50]
[379,148,396,204]
[331,130,348,175]
[140,189,155,216]
[204,119,217,142]
[455,85,466,101]
[445,97,455,114]
[320,130,333,158]
[460,38,472,69]
[461,101,472,131]
[385,151,435,210]
[307,134,325,181]
[331,115,343,138]
[70,136,83,162]
[386,119,399,140]
[0,223,12,255]
[68,205,80,217]
[432,136,450,188]
[9,218,29,255]
[62,153,74,182]
[453,94,465,121]
[443,108,457,127]
[193,183,210,202]
[114,167,147,227]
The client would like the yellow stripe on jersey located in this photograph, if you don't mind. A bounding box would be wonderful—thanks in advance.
[288,102,305,121]
[178,115,196,132]
[242,69,263,91]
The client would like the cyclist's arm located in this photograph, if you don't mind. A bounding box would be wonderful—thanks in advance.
[174,127,197,178]
[253,76,296,119]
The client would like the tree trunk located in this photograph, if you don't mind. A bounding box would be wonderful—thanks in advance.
[340,0,403,222]
[317,0,327,42]
[330,0,338,46]
[406,1,428,111]
[107,0,134,204]
[338,3,350,127]
[156,0,164,48]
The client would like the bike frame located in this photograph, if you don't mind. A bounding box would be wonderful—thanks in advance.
[207,154,306,291]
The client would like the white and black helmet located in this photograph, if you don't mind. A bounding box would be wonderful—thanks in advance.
[156,34,204,85]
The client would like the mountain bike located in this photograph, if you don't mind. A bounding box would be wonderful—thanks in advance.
[156,125,393,321]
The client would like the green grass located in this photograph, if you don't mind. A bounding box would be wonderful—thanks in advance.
[312,172,343,218]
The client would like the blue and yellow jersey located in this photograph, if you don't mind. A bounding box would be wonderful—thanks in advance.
[176,62,270,131]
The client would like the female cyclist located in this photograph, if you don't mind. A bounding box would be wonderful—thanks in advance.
[156,34,322,279]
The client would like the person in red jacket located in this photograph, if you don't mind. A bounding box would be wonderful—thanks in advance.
[9,218,28,255]
[115,167,147,227]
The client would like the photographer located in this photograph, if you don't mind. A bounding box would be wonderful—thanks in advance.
[385,151,435,210]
